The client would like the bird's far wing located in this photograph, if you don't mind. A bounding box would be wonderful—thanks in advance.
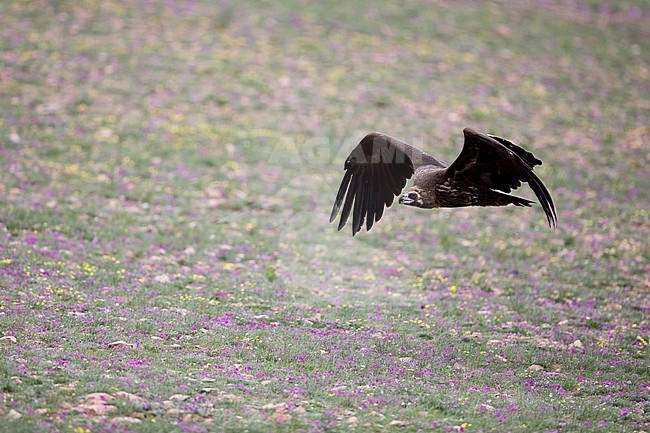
[330,132,434,236]
[444,127,557,228]
[486,133,542,168]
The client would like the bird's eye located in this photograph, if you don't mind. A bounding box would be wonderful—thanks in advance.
[408,192,418,199]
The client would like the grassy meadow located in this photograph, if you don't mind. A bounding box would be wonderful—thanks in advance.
[0,0,649,432]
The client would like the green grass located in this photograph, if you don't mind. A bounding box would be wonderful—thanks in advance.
[0,0,649,432]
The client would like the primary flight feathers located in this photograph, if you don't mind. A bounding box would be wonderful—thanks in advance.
[330,127,557,236]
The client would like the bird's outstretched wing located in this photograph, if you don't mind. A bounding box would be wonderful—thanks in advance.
[330,132,442,236]
[444,128,557,228]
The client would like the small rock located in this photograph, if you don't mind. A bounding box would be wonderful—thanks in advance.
[480,404,495,412]
[84,393,115,403]
[6,409,22,420]
[528,364,544,372]
[347,416,359,424]
[169,394,190,402]
[389,420,406,426]
[183,414,202,422]
[0,336,17,344]
[80,403,116,415]
[570,340,584,349]
[113,416,141,424]
[220,393,244,402]
[113,391,142,403]
[67,311,85,317]
[59,382,78,391]
[293,406,306,413]
[154,274,171,283]
[107,341,134,349]
[267,412,292,423]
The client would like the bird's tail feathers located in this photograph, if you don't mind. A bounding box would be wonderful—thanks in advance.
[478,190,534,208]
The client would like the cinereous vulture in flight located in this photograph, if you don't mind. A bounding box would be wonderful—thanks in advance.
[330,127,557,236]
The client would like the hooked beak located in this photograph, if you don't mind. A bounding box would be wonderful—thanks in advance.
[398,194,414,205]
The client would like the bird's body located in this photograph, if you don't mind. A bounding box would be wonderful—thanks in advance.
[330,127,557,236]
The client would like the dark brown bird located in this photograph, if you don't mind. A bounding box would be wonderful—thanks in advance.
[329,127,557,236]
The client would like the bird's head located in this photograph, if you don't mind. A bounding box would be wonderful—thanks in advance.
[398,187,426,208]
